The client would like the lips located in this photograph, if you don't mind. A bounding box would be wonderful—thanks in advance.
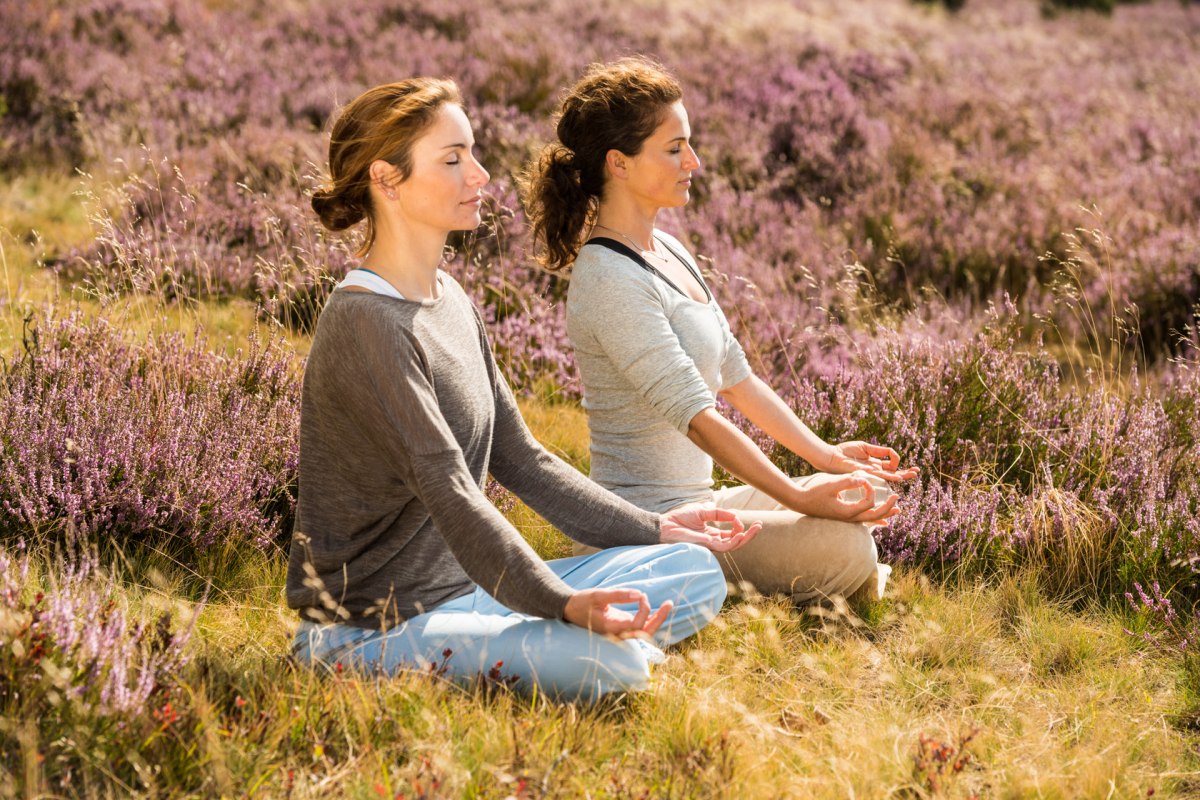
[462,195,483,206]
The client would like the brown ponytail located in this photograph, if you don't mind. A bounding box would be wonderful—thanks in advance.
[523,57,683,272]
[312,78,462,256]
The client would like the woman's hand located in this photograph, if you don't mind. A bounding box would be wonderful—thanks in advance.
[796,472,900,523]
[827,441,919,483]
[659,505,762,552]
[563,588,672,639]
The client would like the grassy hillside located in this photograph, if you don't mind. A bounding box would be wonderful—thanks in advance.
[2,0,1199,795]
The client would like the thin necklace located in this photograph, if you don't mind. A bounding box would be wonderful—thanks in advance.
[592,222,711,303]
[592,223,668,264]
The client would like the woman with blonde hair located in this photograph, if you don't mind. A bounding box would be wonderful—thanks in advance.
[524,58,917,603]
[287,77,759,701]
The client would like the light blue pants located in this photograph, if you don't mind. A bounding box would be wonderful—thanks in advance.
[292,543,726,701]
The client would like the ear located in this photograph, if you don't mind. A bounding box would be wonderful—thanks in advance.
[604,149,629,181]
[369,160,400,197]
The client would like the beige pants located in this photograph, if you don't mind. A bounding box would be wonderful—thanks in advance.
[576,472,892,604]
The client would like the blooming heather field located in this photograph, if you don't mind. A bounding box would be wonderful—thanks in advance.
[2,0,1200,795]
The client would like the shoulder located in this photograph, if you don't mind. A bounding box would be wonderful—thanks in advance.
[571,241,658,294]
[314,292,424,365]
[438,270,470,301]
[436,271,488,334]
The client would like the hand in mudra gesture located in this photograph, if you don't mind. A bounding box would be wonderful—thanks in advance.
[659,505,762,552]
[563,588,672,639]
[827,441,919,483]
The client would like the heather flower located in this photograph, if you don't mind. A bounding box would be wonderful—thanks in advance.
[0,541,196,718]
[0,310,299,552]
[13,0,1192,358]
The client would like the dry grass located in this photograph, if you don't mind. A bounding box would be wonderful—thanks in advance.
[46,387,1189,797]
[0,173,310,364]
[84,552,1191,798]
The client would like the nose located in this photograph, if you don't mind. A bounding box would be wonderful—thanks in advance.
[469,153,490,189]
[684,143,701,172]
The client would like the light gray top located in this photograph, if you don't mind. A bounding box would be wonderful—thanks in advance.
[567,232,754,513]
[286,273,660,630]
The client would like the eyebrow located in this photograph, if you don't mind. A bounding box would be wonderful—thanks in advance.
[440,142,473,151]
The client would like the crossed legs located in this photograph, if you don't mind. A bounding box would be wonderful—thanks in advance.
[292,543,725,701]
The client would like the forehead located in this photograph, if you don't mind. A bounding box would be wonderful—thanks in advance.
[650,101,690,139]
[412,103,473,151]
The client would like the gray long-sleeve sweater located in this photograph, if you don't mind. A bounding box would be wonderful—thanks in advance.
[286,274,660,630]
[566,232,754,513]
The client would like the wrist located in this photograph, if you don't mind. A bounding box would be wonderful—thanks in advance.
[563,593,581,624]
[785,483,812,515]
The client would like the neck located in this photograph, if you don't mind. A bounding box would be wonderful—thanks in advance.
[595,194,660,250]
[361,216,447,301]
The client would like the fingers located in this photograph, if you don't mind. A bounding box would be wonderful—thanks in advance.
[707,515,746,536]
[864,444,901,471]
[694,507,742,527]
[724,519,762,551]
[701,524,754,552]
[870,465,920,483]
[851,492,899,523]
[824,474,902,523]
[615,600,673,639]
[833,475,876,509]
[840,441,916,481]
[686,506,752,538]
[628,591,651,630]
[640,600,673,638]
[569,588,679,640]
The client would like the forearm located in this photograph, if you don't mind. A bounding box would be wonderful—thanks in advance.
[412,454,575,619]
[488,347,661,547]
[490,430,660,548]
[720,376,836,470]
[686,407,811,512]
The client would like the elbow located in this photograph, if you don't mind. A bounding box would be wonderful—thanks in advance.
[685,407,718,446]
[718,375,754,406]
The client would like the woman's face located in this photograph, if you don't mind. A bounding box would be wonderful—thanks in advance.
[387,103,490,234]
[618,100,701,210]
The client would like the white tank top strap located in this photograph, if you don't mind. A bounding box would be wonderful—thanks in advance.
[336,268,406,301]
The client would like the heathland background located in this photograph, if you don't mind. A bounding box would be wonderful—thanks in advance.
[1,0,1199,796]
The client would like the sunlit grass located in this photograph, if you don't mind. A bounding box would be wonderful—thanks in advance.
[0,173,85,352]
[0,170,311,363]
[18,530,1193,798]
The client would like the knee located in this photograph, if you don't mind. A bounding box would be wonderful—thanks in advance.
[659,542,727,606]
[660,541,720,569]
[550,638,655,701]
[591,641,654,697]
[842,521,882,579]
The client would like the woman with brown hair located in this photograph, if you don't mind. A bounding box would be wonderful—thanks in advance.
[287,77,759,701]
[524,58,918,603]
